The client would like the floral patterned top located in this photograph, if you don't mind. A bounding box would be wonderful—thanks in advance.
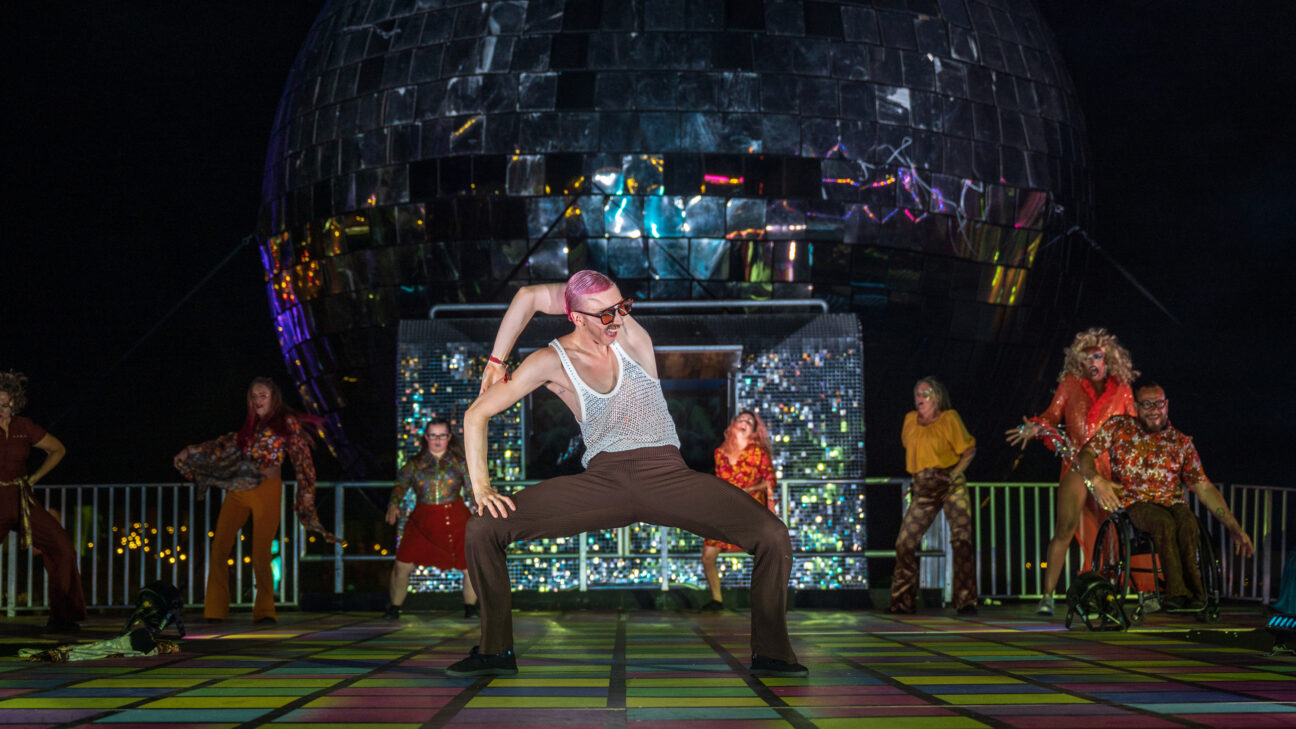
[1030,375,1135,470]
[183,416,338,542]
[391,452,469,512]
[714,443,776,511]
[1085,415,1207,508]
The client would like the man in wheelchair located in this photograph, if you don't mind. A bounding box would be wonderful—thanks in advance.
[1076,379,1254,611]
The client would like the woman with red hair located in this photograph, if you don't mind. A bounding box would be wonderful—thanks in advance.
[175,377,337,623]
[700,410,779,612]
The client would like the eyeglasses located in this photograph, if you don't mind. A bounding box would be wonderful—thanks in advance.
[573,298,633,325]
[425,433,451,440]
[915,389,935,398]
[1136,399,1167,410]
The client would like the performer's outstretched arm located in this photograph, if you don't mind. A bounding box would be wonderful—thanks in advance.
[465,348,561,518]
[1187,479,1254,557]
[480,284,568,393]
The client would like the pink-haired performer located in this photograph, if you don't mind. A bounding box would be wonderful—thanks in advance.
[445,271,804,678]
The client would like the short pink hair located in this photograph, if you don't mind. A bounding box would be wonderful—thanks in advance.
[564,270,615,320]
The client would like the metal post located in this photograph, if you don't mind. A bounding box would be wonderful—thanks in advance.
[660,526,670,591]
[334,483,345,594]
[579,530,587,592]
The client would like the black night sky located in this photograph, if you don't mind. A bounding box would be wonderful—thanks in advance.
[8,2,1294,493]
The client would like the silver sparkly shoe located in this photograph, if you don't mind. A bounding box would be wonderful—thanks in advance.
[1036,595,1055,616]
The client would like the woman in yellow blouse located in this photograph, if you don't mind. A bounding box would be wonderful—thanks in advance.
[889,377,977,615]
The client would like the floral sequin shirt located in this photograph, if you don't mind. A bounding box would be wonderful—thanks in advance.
[1085,415,1207,508]
[391,452,469,511]
[714,443,776,510]
[185,416,338,542]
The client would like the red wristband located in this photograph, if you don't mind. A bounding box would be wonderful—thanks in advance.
[488,355,505,366]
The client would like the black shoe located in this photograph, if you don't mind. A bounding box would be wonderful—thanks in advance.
[255,616,278,625]
[445,645,518,677]
[957,604,978,616]
[202,617,225,624]
[463,603,479,619]
[44,618,80,633]
[383,604,402,620]
[1186,597,1206,611]
[700,600,724,612]
[750,654,809,678]
[1162,595,1188,611]
[887,605,915,615]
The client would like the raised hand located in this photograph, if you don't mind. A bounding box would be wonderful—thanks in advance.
[1004,417,1039,449]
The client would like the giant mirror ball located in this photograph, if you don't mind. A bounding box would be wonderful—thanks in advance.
[258,0,1091,478]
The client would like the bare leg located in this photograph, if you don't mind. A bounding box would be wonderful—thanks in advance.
[1042,470,1087,596]
[702,544,722,602]
[389,560,414,607]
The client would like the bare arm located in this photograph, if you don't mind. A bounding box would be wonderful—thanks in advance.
[480,284,569,394]
[1076,446,1122,511]
[948,448,975,481]
[466,348,560,517]
[1188,479,1254,557]
[28,433,66,485]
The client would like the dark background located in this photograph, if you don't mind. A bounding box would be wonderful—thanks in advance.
[8,2,1293,490]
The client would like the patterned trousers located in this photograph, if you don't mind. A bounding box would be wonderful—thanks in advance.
[890,468,977,612]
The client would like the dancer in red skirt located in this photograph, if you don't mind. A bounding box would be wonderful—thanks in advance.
[384,418,478,619]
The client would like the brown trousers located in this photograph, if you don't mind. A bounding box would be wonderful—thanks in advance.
[205,476,282,621]
[891,469,977,611]
[465,445,797,663]
[1125,501,1204,601]
[0,484,87,623]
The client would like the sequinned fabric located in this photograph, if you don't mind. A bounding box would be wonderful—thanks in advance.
[391,452,469,507]
[549,340,679,468]
[1030,375,1135,471]
[706,443,777,552]
[1086,415,1207,508]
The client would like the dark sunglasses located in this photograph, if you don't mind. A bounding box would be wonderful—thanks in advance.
[574,298,633,325]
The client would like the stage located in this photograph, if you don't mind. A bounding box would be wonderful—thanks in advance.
[1,605,1293,728]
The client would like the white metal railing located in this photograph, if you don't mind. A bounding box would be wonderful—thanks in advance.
[4,479,1289,613]
[2,483,297,616]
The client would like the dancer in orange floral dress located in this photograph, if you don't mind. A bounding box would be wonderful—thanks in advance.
[701,410,778,612]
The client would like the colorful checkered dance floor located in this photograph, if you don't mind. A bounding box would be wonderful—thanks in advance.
[2,606,1294,728]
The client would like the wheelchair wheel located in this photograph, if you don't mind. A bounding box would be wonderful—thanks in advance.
[1195,516,1224,616]
[1092,515,1134,602]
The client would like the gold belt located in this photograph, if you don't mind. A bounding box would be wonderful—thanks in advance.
[0,476,33,549]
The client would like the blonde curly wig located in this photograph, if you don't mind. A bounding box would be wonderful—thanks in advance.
[1058,328,1139,384]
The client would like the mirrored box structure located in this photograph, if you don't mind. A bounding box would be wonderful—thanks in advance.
[395,313,863,591]
[257,0,1091,480]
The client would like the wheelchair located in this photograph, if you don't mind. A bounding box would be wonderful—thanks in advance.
[1083,508,1222,626]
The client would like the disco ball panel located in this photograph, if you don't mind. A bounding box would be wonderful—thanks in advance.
[260,0,1090,478]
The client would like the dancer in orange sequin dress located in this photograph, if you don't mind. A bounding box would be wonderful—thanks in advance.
[1004,328,1138,615]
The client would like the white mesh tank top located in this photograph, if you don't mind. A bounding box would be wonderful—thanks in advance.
[549,339,680,467]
